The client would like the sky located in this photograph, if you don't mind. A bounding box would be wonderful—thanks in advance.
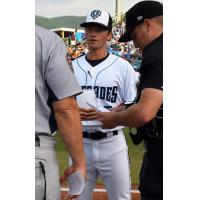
[35,0,163,18]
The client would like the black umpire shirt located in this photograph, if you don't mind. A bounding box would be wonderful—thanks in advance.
[136,33,163,142]
[136,33,163,199]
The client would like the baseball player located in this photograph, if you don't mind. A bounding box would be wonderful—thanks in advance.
[35,25,86,200]
[71,9,138,200]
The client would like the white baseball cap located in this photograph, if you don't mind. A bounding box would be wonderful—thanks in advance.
[80,9,112,30]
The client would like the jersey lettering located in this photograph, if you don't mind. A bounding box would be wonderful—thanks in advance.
[99,87,106,99]
[81,86,92,90]
[82,85,118,103]
[105,87,112,102]
[111,86,118,102]
[93,86,99,97]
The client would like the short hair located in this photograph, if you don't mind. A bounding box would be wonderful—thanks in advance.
[152,15,163,26]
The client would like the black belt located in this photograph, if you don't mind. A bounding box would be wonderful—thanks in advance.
[83,130,118,140]
[35,135,40,146]
[35,134,50,146]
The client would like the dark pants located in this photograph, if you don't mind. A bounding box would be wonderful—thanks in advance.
[139,139,163,200]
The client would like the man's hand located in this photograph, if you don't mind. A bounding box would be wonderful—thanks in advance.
[98,88,163,128]
[79,107,88,120]
[97,111,119,129]
[79,107,99,120]
[110,104,126,112]
[60,164,86,199]
[60,164,86,183]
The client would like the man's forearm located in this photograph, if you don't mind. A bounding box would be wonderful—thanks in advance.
[55,107,85,166]
[115,89,163,128]
[116,103,148,128]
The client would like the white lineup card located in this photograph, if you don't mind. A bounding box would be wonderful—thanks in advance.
[67,170,85,196]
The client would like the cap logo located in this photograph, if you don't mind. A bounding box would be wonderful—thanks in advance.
[91,10,102,20]
[137,16,143,21]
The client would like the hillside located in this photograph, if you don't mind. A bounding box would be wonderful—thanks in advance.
[35,15,85,29]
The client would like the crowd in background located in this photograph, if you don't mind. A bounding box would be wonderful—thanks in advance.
[66,22,142,72]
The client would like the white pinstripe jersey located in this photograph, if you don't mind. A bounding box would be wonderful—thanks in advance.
[72,53,138,132]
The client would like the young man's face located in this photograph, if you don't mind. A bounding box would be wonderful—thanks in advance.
[85,25,112,50]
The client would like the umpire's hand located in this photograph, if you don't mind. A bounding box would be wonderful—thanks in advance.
[97,111,119,129]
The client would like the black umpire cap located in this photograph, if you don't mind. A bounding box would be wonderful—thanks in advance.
[119,1,163,42]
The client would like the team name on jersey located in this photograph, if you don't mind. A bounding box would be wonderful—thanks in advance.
[81,85,118,103]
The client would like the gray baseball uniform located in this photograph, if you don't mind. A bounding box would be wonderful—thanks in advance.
[35,25,82,200]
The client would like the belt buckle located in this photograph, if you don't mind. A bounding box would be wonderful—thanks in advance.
[87,132,92,139]
[106,132,113,138]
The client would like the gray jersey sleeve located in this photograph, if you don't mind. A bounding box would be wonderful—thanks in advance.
[45,40,82,100]
[35,26,82,135]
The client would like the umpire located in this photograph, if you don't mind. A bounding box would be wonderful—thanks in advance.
[98,1,163,200]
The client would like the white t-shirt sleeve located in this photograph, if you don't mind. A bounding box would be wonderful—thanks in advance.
[123,61,138,104]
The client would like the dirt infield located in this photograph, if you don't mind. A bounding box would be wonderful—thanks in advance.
[61,184,140,200]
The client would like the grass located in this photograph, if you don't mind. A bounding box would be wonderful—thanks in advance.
[124,128,145,184]
[55,128,145,184]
